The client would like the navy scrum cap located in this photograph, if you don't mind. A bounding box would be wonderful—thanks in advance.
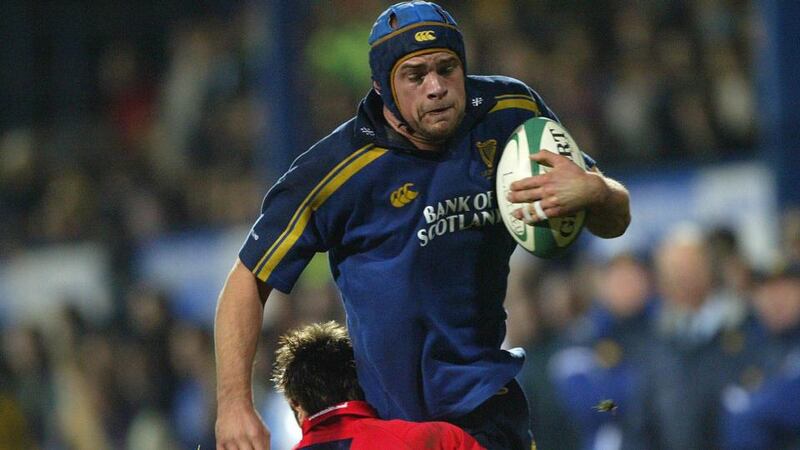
[368,1,466,124]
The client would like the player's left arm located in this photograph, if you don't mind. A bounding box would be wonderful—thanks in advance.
[583,165,630,238]
[507,151,630,238]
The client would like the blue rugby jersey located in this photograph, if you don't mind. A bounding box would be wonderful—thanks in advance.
[240,75,593,421]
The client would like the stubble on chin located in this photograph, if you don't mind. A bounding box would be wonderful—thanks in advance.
[418,109,464,141]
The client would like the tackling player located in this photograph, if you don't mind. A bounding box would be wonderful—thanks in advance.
[273,321,484,449]
[215,2,630,449]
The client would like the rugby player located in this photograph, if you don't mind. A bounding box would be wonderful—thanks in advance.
[215,2,630,449]
[274,321,483,449]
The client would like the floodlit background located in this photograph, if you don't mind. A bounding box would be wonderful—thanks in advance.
[1,1,799,449]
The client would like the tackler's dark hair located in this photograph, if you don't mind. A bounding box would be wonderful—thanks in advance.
[272,321,364,416]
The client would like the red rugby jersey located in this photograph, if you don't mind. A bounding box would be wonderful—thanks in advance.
[294,401,484,450]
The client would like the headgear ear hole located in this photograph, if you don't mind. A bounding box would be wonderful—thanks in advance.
[389,12,398,29]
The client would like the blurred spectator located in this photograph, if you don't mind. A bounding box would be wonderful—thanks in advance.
[125,409,180,450]
[513,258,585,450]
[168,322,216,449]
[705,42,756,150]
[123,285,178,412]
[154,20,219,181]
[549,253,655,450]
[49,306,112,450]
[625,225,755,449]
[97,41,156,154]
[721,261,800,449]
[0,128,43,254]
[708,227,754,300]
[1,326,55,448]
[603,53,660,163]
[34,169,100,242]
[0,390,33,450]
[781,208,800,263]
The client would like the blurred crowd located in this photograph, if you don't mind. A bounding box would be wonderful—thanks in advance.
[506,217,800,450]
[0,0,791,449]
[0,279,346,449]
[0,1,267,257]
[3,218,800,449]
[0,0,759,251]
[307,0,758,166]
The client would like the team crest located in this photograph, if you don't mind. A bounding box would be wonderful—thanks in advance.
[476,139,497,178]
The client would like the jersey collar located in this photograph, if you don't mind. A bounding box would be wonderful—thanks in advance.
[301,401,378,435]
[353,76,495,154]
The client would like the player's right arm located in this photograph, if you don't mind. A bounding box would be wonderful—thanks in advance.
[214,137,375,449]
[215,258,272,450]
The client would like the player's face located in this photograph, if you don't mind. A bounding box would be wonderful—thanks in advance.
[392,51,465,141]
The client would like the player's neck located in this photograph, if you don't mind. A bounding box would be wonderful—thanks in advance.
[382,106,442,151]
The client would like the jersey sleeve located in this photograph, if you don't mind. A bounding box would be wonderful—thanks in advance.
[239,154,331,293]
[240,143,387,293]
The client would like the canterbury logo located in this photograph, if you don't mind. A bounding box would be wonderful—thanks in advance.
[414,30,436,42]
[390,183,418,208]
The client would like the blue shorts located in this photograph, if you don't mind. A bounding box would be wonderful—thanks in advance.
[447,379,534,450]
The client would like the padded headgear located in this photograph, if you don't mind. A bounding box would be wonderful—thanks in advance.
[368,1,466,124]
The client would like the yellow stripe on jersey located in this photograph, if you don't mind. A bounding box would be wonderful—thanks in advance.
[252,144,374,274]
[494,94,535,100]
[489,98,540,115]
[254,145,388,281]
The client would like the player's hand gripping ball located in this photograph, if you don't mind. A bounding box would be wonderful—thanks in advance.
[496,117,586,258]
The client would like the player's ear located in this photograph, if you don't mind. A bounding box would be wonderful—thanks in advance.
[373,80,381,94]
[288,400,307,425]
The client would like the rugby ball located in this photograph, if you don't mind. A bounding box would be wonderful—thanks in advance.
[496,117,587,258]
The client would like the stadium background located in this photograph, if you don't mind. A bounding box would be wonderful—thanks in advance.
[1,0,799,449]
